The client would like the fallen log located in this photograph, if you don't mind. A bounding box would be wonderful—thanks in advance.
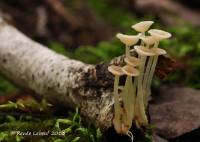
[0,18,174,132]
[0,18,114,131]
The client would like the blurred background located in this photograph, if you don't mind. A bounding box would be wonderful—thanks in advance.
[0,0,200,142]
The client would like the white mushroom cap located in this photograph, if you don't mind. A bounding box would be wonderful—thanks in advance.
[108,65,124,76]
[140,36,155,46]
[122,65,139,76]
[151,47,167,55]
[134,46,155,56]
[124,56,140,67]
[116,33,139,46]
[148,29,172,41]
[132,21,154,33]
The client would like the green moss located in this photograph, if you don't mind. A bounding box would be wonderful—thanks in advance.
[0,108,103,142]
[73,40,123,64]
[48,42,73,58]
[159,25,200,88]
[0,75,18,96]
[87,0,155,30]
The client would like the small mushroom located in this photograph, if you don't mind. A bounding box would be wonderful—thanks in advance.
[108,65,124,134]
[134,45,155,92]
[148,29,172,50]
[116,33,140,57]
[109,21,172,133]
[121,65,139,132]
[134,45,155,127]
[122,65,139,76]
[144,29,171,107]
[144,47,167,105]
[124,56,140,67]
[148,29,172,41]
[132,21,154,34]
[108,65,124,76]
[151,47,167,55]
[134,45,155,56]
[140,36,155,48]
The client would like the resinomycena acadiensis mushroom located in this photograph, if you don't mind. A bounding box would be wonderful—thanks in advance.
[108,21,172,138]
[134,45,155,127]
[121,65,139,133]
[116,33,140,58]
[146,29,171,104]
[108,65,124,134]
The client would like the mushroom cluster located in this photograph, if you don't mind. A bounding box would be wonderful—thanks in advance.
[108,21,171,136]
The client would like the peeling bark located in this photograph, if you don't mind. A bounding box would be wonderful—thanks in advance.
[0,18,174,132]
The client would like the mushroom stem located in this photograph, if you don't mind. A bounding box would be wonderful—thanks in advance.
[125,45,130,58]
[114,76,120,100]
[113,75,122,133]
[138,55,146,90]
[142,43,152,108]
[129,77,136,123]
[121,65,139,132]
[130,77,137,123]
[132,77,137,105]
[132,77,137,95]
[142,43,150,107]
[146,55,158,101]
[122,75,133,129]
[141,32,145,46]
[136,55,148,126]
[145,41,159,105]
[143,56,154,107]
[132,77,137,123]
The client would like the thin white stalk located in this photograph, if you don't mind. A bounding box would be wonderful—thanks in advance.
[113,75,122,133]
[141,36,151,109]
[146,55,158,99]
[140,32,145,46]
[145,41,159,103]
[131,77,137,121]
[136,55,148,126]
[122,75,133,129]
[126,45,130,58]
[143,56,154,108]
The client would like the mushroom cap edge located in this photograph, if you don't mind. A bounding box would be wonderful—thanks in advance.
[122,65,140,76]
[108,65,124,76]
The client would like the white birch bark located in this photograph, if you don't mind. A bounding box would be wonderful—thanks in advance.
[0,18,114,131]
